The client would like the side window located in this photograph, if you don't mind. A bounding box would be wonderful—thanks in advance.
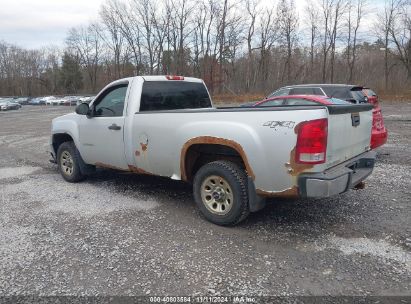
[323,87,351,99]
[258,99,284,107]
[289,87,325,96]
[284,98,319,106]
[313,88,325,95]
[289,87,313,95]
[93,84,128,117]
[267,88,290,98]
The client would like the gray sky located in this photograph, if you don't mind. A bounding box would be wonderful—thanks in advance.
[0,0,103,49]
[0,0,383,49]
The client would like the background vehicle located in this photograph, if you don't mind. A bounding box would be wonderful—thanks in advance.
[253,95,350,107]
[0,99,10,110]
[267,84,368,104]
[77,95,95,105]
[0,99,22,111]
[62,96,80,106]
[50,76,376,225]
[362,88,387,149]
[363,87,379,106]
[29,97,45,105]
[265,84,387,149]
[43,96,57,105]
[50,97,66,105]
[15,97,30,105]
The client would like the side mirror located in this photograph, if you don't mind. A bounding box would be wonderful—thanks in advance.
[75,103,90,115]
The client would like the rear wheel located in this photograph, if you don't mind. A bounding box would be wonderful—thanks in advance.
[193,160,249,226]
[57,141,86,182]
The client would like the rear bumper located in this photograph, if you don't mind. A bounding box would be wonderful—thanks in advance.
[298,150,376,198]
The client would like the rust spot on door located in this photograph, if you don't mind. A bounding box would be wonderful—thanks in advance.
[256,186,299,198]
[180,136,255,181]
[135,150,141,157]
[140,143,148,152]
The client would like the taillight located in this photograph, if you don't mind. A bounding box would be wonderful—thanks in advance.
[295,118,328,164]
[166,75,184,80]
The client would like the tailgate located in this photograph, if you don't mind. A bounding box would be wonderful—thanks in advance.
[325,104,373,168]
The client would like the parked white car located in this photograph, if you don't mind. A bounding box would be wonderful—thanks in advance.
[77,95,95,105]
[43,96,57,105]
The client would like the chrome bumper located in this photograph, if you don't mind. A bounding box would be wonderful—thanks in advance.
[298,151,376,198]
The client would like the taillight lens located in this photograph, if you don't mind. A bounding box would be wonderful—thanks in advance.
[296,118,328,164]
[166,75,184,80]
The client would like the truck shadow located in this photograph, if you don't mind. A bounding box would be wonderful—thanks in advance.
[87,168,360,239]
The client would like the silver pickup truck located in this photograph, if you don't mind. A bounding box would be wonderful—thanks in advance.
[50,76,376,225]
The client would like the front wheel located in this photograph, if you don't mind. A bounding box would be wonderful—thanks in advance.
[193,160,250,226]
[57,141,86,183]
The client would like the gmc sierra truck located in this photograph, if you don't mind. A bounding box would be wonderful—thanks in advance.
[50,76,376,225]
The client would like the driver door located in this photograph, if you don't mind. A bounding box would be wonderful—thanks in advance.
[78,83,129,170]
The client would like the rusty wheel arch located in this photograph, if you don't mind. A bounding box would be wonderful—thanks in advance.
[180,136,255,182]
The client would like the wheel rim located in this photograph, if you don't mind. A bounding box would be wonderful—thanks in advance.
[60,151,74,176]
[200,175,234,215]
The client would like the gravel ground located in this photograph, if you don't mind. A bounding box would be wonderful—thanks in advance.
[0,104,410,297]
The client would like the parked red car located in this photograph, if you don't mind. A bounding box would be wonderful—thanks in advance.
[362,88,388,149]
[253,94,387,149]
[363,87,379,106]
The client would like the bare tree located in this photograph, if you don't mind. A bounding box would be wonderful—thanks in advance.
[66,24,102,92]
[345,0,367,83]
[306,0,320,79]
[100,0,127,79]
[277,0,299,84]
[1,0,411,97]
[258,7,278,87]
[330,0,348,82]
[109,0,143,74]
[388,0,411,78]
[244,0,261,92]
[376,0,409,89]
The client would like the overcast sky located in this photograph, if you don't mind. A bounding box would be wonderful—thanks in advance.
[0,0,384,49]
[0,0,104,49]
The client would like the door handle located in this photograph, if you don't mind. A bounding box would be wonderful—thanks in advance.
[108,124,121,131]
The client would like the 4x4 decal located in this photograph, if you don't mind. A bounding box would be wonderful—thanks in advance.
[263,121,295,130]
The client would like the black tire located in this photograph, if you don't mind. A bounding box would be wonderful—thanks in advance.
[57,141,86,183]
[193,160,250,226]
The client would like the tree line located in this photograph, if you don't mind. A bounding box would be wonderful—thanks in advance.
[0,0,410,98]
